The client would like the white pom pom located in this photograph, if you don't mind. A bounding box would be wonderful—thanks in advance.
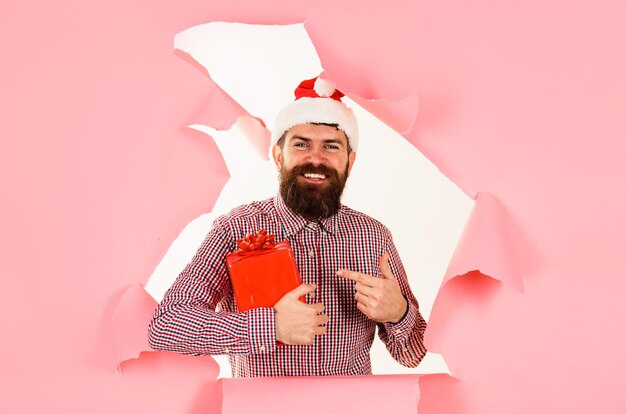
[314,78,336,97]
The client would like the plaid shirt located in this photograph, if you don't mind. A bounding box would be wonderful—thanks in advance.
[149,196,427,377]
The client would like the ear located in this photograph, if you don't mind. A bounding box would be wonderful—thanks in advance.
[346,151,357,176]
[271,144,282,172]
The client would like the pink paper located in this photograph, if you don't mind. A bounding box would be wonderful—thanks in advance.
[222,375,420,414]
[120,351,221,414]
[418,374,463,413]
[174,48,250,130]
[5,1,626,413]
[236,116,271,161]
[424,192,522,365]
[444,192,522,291]
[424,270,502,358]
[110,284,159,368]
[347,91,419,135]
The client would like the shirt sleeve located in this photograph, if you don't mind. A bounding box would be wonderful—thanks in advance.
[148,221,277,356]
[376,231,428,367]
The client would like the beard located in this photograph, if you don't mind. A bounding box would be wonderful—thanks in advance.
[279,161,349,221]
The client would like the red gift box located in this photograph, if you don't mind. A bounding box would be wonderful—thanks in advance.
[226,230,303,312]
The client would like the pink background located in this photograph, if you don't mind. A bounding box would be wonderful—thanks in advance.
[2,0,626,412]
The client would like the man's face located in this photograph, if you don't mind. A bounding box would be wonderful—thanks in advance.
[272,123,356,221]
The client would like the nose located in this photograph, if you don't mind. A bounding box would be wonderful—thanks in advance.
[304,146,326,165]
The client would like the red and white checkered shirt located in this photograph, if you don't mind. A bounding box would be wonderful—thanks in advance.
[149,196,427,377]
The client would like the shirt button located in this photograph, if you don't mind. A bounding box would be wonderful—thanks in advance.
[308,250,315,257]
[223,348,230,354]
[307,222,316,229]
[259,345,265,351]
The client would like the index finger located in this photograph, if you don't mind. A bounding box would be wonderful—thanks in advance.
[336,269,377,287]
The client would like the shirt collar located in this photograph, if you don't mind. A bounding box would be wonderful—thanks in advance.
[273,195,342,237]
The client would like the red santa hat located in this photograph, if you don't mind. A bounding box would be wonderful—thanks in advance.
[271,77,359,151]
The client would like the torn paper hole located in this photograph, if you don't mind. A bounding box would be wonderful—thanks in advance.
[139,22,479,377]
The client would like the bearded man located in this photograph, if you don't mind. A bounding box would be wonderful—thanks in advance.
[148,77,427,377]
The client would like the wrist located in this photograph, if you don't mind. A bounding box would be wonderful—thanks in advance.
[273,306,283,342]
[391,296,408,324]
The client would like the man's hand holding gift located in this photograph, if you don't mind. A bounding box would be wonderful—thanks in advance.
[273,284,329,345]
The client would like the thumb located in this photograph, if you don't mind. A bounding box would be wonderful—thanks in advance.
[379,252,393,279]
[289,283,316,298]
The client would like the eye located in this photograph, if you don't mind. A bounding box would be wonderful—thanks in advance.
[324,144,340,150]
[293,141,308,148]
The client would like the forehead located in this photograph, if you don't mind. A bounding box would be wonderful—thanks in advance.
[284,123,349,145]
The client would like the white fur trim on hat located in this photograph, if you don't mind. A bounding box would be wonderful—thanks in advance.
[271,97,359,151]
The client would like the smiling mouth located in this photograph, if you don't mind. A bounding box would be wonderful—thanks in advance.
[301,172,328,182]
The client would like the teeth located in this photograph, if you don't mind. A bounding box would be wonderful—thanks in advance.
[304,173,326,179]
